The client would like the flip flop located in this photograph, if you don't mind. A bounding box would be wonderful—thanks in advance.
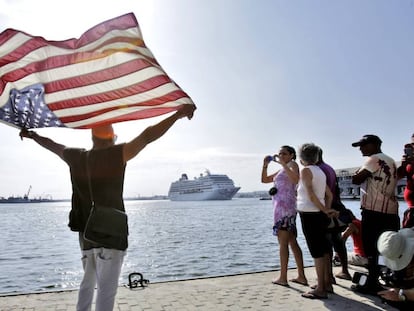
[310,285,334,293]
[301,292,328,300]
[271,280,290,287]
[290,279,309,286]
[335,273,352,281]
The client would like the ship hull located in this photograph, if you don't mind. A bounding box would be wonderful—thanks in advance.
[169,187,240,201]
[0,197,30,203]
[168,171,241,201]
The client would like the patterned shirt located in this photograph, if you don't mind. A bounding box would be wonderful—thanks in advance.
[359,152,398,214]
[272,167,297,223]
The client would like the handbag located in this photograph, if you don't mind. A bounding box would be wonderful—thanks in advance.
[83,152,128,250]
[327,182,354,230]
[328,200,353,230]
[328,211,350,229]
[84,204,128,250]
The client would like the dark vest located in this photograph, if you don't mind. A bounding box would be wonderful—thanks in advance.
[63,144,126,233]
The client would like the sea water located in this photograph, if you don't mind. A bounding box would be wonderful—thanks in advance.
[0,198,408,294]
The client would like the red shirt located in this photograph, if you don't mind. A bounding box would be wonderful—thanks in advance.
[404,163,414,207]
[351,219,365,257]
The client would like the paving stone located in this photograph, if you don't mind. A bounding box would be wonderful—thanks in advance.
[0,267,397,310]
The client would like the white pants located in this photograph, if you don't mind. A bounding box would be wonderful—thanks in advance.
[77,248,125,311]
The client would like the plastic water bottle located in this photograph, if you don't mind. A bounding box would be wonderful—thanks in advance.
[266,155,277,162]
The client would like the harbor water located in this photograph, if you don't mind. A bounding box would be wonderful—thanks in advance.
[0,198,408,295]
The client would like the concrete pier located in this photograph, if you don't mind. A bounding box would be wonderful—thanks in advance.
[0,266,396,310]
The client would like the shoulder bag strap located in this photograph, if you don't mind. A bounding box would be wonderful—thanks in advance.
[85,151,94,205]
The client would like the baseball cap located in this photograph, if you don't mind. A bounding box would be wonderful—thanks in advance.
[351,134,382,147]
[91,124,115,140]
[377,228,414,271]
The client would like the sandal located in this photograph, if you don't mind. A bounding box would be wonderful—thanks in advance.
[271,280,289,287]
[310,284,334,293]
[301,291,328,300]
[335,272,352,280]
[290,278,309,286]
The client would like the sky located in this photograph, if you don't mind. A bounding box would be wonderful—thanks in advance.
[0,0,414,199]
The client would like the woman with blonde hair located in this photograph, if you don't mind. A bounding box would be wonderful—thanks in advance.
[296,143,338,299]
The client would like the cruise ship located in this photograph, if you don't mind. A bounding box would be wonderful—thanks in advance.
[168,170,241,201]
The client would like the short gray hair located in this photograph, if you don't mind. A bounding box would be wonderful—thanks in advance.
[298,143,320,165]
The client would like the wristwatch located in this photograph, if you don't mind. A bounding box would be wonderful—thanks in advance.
[398,288,407,302]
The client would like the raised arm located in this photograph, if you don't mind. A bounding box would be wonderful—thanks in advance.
[352,168,371,185]
[123,104,196,163]
[261,156,277,183]
[397,154,414,179]
[19,129,65,159]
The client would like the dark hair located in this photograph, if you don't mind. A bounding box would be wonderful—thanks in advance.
[281,145,296,160]
[298,143,319,165]
[316,146,323,165]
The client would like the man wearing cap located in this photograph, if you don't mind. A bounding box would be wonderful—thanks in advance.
[377,229,414,309]
[351,134,400,295]
[19,103,196,311]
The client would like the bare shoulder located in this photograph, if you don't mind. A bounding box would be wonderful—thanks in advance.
[288,161,299,169]
[301,166,311,174]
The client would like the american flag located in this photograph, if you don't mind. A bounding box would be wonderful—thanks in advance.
[0,13,194,129]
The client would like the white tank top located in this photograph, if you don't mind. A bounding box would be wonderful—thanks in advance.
[297,165,326,212]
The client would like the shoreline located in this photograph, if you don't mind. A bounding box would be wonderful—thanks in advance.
[0,268,307,298]
[0,266,395,311]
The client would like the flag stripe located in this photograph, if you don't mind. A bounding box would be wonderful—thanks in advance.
[0,32,43,62]
[47,66,172,108]
[0,30,155,75]
[0,48,154,104]
[52,83,186,119]
[0,13,194,129]
[49,75,177,114]
[66,104,185,129]
[0,34,156,94]
[44,58,152,94]
[57,89,188,124]
[0,15,155,94]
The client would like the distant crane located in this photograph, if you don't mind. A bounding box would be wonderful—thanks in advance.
[24,185,32,200]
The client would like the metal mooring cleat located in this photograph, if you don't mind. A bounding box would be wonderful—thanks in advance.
[128,272,149,289]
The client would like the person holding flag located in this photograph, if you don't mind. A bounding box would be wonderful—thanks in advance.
[4,12,197,310]
[19,103,196,311]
